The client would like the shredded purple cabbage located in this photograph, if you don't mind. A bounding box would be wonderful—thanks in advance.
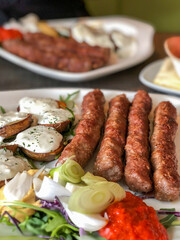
[157,210,180,217]
[79,228,86,236]
[41,196,77,228]
[134,192,155,200]
[59,237,65,240]
[1,211,23,234]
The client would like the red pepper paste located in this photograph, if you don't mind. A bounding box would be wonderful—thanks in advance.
[99,192,168,240]
[0,27,23,42]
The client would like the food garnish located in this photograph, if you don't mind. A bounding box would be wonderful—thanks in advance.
[0,200,79,239]
[68,181,125,214]
[81,172,107,185]
[0,106,6,114]
[0,27,23,42]
[50,158,85,184]
[157,208,180,228]
[59,90,80,110]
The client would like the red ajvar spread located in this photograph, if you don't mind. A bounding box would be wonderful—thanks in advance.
[99,192,168,240]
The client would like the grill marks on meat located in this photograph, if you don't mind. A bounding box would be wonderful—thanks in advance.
[23,33,110,63]
[56,89,105,167]
[151,101,180,201]
[125,90,153,193]
[2,39,92,72]
[2,33,110,72]
[94,94,130,181]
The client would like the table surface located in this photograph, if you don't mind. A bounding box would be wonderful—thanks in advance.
[0,33,177,94]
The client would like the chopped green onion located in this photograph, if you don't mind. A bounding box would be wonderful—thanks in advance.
[160,214,176,229]
[60,90,80,103]
[157,208,180,229]
[0,106,6,114]
[50,159,85,184]
[59,90,79,109]
[81,172,107,185]
[68,182,126,214]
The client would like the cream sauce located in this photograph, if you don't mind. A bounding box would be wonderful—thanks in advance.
[0,111,28,128]
[0,148,31,181]
[15,125,62,153]
[38,109,72,124]
[19,97,59,115]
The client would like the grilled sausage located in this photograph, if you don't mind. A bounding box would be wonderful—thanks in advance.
[151,101,180,201]
[94,94,130,181]
[56,89,105,167]
[125,90,153,192]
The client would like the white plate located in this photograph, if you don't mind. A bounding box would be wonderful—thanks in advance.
[0,88,179,239]
[0,16,154,82]
[139,59,180,95]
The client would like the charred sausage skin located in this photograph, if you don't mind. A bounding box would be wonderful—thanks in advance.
[151,101,180,201]
[94,94,130,181]
[56,89,105,167]
[125,90,153,193]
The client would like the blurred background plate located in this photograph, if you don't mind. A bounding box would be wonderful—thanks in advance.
[0,16,154,82]
[139,59,180,95]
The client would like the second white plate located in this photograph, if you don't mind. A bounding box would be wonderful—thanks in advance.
[139,59,180,95]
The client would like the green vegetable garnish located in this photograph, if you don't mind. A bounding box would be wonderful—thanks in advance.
[158,208,180,229]
[0,200,79,239]
[160,214,176,229]
[68,182,126,214]
[59,90,80,109]
[50,159,85,184]
[81,172,107,185]
[79,232,106,240]
[0,106,6,114]
[0,237,42,240]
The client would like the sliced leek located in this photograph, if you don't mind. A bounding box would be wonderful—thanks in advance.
[68,182,126,214]
[50,159,85,184]
[81,172,107,185]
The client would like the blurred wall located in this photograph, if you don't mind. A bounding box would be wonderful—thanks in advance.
[85,0,180,32]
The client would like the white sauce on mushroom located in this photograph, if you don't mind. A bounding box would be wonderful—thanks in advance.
[0,148,31,181]
[38,109,72,124]
[19,97,59,115]
[0,111,28,128]
[15,125,62,153]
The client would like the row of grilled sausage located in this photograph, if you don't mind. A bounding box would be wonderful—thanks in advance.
[56,89,180,201]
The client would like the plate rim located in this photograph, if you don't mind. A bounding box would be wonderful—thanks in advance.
[1,86,180,103]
